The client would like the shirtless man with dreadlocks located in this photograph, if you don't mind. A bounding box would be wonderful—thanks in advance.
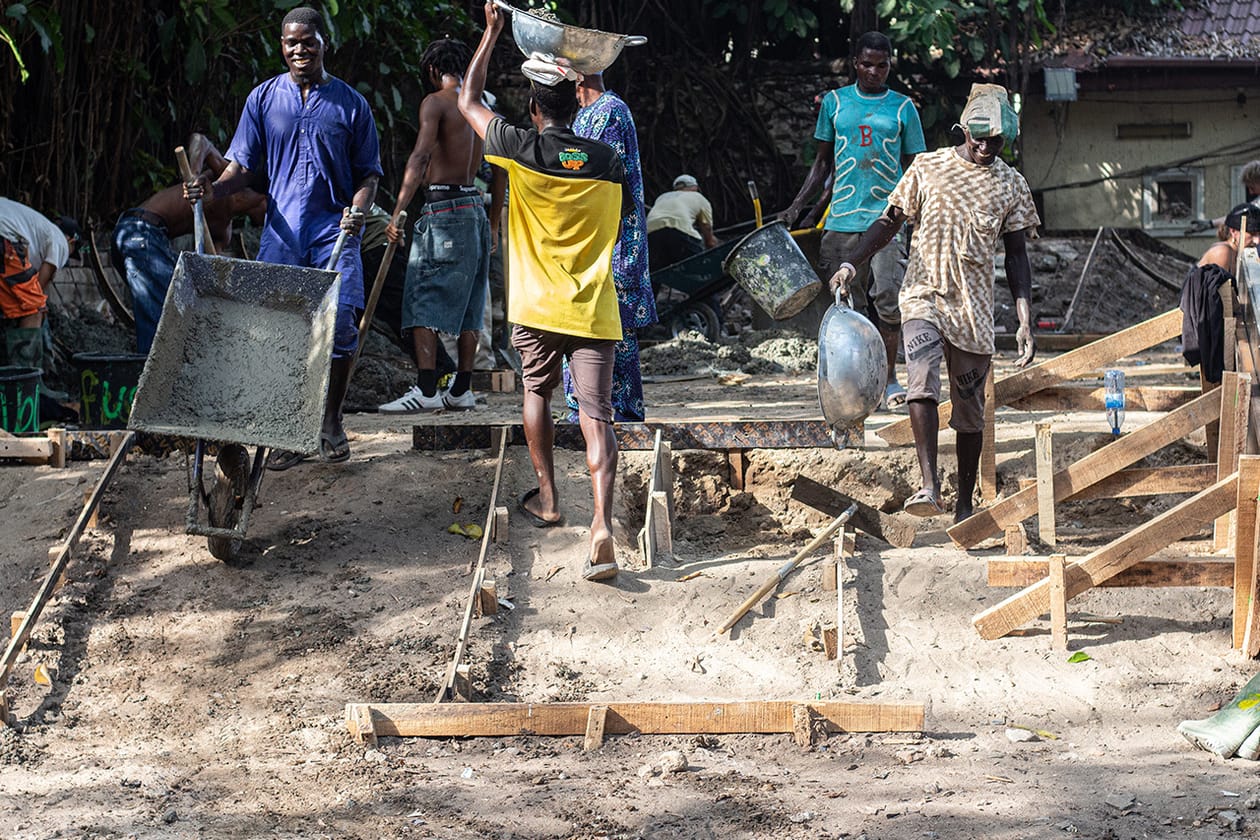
[380,38,505,414]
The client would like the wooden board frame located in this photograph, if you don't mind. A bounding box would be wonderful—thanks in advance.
[972,472,1239,640]
[791,476,916,548]
[345,700,925,741]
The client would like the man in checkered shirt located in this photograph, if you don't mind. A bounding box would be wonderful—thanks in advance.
[830,83,1040,523]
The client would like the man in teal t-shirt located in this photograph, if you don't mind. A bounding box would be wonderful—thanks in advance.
[784,30,925,409]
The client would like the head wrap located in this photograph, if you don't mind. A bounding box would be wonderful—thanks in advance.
[521,52,580,87]
[673,174,699,189]
[959,83,1019,143]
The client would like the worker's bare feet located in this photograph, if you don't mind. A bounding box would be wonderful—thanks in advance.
[583,529,618,581]
[954,495,974,524]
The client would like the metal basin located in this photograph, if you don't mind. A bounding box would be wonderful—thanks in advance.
[817,290,887,431]
[494,0,647,74]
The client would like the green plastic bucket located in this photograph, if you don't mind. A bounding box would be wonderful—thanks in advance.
[722,220,822,320]
[0,366,40,434]
[74,352,146,429]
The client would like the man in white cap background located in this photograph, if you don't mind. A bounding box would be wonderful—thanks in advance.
[646,174,719,276]
[829,82,1039,524]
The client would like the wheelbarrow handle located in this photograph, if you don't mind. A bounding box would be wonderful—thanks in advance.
[175,145,216,257]
[324,207,363,272]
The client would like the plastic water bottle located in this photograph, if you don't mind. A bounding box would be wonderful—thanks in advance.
[1104,369,1125,436]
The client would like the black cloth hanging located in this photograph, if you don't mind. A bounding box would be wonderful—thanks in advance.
[1179,263,1233,385]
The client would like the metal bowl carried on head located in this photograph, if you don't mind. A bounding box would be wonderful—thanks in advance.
[492,0,647,75]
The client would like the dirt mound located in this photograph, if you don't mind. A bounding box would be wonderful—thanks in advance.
[641,329,818,377]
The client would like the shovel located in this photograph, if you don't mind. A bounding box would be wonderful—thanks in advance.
[349,210,406,376]
[174,145,217,256]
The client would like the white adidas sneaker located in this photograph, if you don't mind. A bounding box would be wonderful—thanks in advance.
[442,388,477,410]
[378,385,443,414]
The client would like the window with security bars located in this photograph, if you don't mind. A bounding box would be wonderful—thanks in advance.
[1141,167,1204,231]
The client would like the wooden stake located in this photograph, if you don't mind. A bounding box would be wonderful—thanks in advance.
[9,613,25,655]
[1035,421,1056,547]
[792,704,812,747]
[47,428,66,469]
[584,705,608,752]
[84,489,99,530]
[453,665,472,702]
[981,366,997,503]
[1234,455,1260,649]
[727,449,748,491]
[650,491,672,562]
[1005,524,1029,556]
[1216,373,1251,552]
[349,703,378,747]
[492,506,509,545]
[475,580,498,618]
[1049,553,1068,651]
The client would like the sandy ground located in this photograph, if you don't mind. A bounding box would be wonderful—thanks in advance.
[3,340,1260,840]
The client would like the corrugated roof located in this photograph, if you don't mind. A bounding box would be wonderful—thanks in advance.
[1030,0,1260,66]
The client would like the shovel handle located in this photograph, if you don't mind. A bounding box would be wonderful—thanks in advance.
[324,207,363,272]
[175,145,215,257]
[350,210,406,374]
[747,180,763,228]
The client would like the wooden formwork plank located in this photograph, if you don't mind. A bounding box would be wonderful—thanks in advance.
[346,700,925,738]
[1234,456,1260,649]
[878,309,1182,446]
[1216,373,1251,552]
[989,557,1235,589]
[973,473,1238,640]
[1049,554,1068,651]
[0,436,52,460]
[1035,421,1055,546]
[1008,385,1200,413]
[791,476,916,548]
[948,389,1222,549]
[981,367,997,503]
[1,433,134,698]
[1017,465,1217,501]
[414,420,836,452]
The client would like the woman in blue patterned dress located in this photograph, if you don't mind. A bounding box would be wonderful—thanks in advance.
[563,72,657,422]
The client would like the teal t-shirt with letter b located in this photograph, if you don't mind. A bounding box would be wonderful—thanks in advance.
[814,85,926,233]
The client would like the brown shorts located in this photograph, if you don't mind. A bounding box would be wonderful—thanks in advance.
[0,275,47,319]
[818,230,906,326]
[902,319,990,434]
[511,325,615,423]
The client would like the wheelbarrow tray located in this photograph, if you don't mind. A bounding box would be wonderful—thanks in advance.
[128,252,341,453]
[653,238,739,298]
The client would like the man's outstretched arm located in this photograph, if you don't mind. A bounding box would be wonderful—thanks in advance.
[1003,228,1036,368]
[458,3,507,140]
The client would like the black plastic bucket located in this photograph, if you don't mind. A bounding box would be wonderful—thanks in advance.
[74,352,147,429]
[0,366,41,434]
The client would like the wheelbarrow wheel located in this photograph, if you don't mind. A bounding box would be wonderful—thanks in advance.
[207,444,249,562]
[669,301,721,343]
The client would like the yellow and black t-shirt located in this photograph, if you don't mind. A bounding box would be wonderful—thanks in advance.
[484,117,628,340]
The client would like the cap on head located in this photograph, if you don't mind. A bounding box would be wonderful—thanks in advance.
[56,215,82,242]
[673,174,698,189]
[281,6,324,36]
[960,83,1018,142]
[1225,202,1260,232]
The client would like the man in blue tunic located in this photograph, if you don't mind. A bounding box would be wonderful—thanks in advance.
[185,6,382,468]
[783,31,925,411]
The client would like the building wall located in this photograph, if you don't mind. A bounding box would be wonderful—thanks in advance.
[1021,87,1260,256]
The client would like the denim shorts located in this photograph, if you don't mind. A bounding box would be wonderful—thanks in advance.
[402,198,490,335]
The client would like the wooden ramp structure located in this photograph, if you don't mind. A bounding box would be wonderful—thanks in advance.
[966,249,1260,654]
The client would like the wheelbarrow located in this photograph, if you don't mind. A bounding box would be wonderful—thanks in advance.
[128,191,352,561]
[651,239,740,342]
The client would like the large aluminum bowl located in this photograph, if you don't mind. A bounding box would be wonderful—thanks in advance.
[494,0,647,74]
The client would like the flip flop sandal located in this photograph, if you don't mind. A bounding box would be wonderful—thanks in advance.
[884,384,908,411]
[266,449,311,472]
[319,431,351,463]
[903,489,945,517]
[518,488,563,529]
[582,557,619,582]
